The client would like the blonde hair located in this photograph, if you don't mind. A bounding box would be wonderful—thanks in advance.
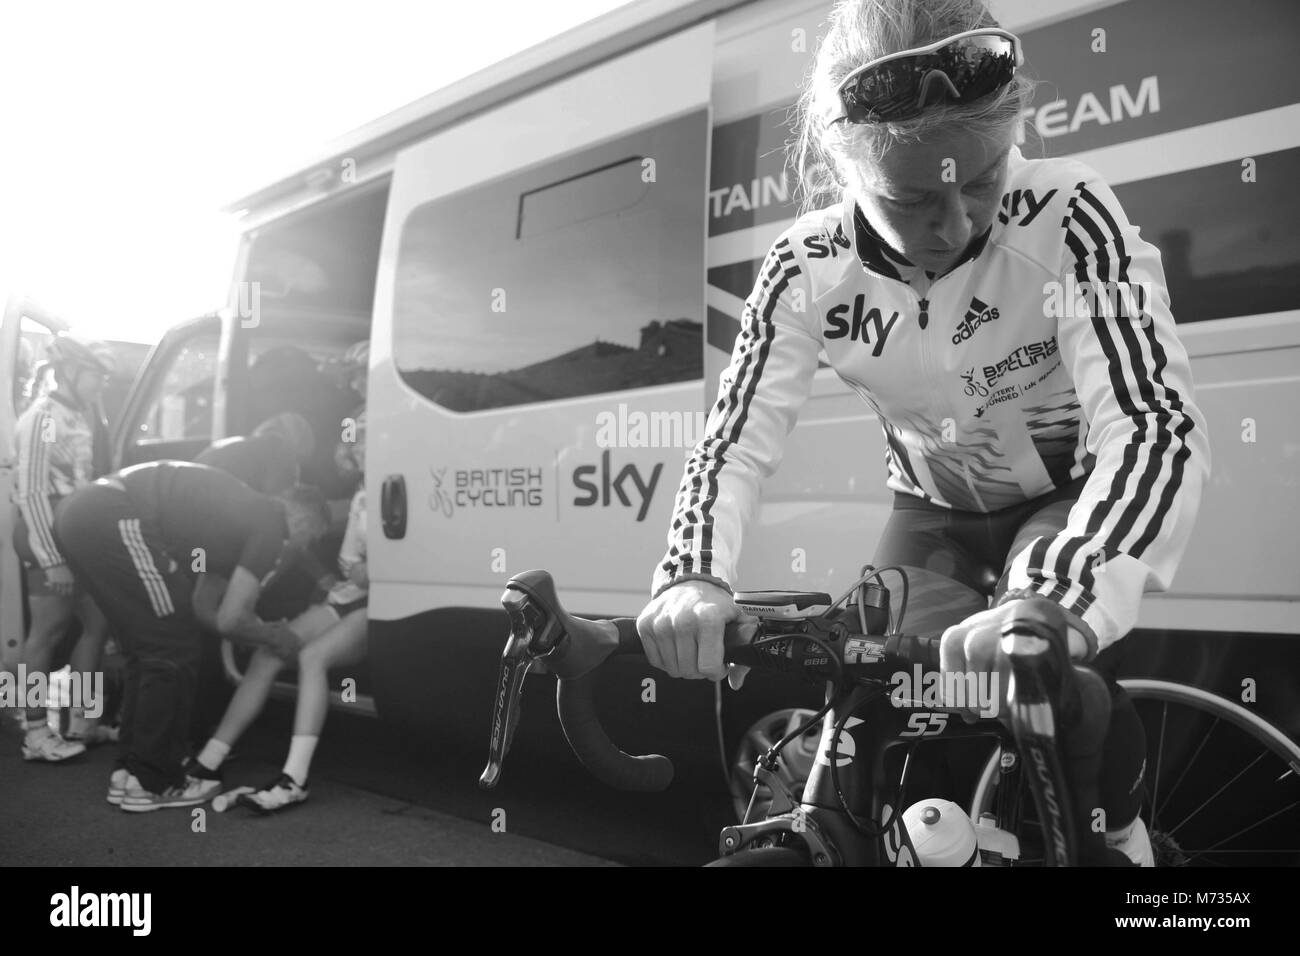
[789,0,1036,215]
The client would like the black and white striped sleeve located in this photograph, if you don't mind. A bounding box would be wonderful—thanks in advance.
[1004,174,1212,652]
[13,405,64,569]
[651,235,823,598]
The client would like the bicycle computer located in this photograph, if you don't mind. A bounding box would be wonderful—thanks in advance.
[734,590,832,619]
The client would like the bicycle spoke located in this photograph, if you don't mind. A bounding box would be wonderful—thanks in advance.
[1149,702,1169,832]
[1166,750,1271,840]
[1153,715,1220,819]
[1192,798,1300,856]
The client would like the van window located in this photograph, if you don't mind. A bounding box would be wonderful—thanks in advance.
[1110,146,1300,324]
[243,181,389,323]
[136,334,220,443]
[392,110,707,413]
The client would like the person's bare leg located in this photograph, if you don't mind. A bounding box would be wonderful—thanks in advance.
[240,609,367,811]
[194,602,339,772]
[19,593,85,759]
[66,596,113,741]
[284,609,368,785]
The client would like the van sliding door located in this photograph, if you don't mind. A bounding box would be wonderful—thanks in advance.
[370,23,714,622]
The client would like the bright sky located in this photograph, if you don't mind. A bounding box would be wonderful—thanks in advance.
[0,0,633,344]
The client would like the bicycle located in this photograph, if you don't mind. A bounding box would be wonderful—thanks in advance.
[479,568,1300,867]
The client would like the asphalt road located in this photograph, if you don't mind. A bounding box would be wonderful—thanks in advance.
[0,699,732,867]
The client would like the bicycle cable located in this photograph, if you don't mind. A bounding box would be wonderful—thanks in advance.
[827,686,924,838]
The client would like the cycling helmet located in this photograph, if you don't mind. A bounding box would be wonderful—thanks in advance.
[48,335,115,378]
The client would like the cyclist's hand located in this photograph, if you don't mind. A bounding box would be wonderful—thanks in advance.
[636,581,740,683]
[45,564,76,597]
[940,601,1088,718]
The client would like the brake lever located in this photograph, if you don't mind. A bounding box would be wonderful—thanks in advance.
[478,587,542,790]
[479,571,627,789]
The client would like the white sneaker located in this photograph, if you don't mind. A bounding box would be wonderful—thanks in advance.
[120,773,218,812]
[22,726,87,762]
[237,773,310,813]
[106,767,131,806]
[1106,815,1155,867]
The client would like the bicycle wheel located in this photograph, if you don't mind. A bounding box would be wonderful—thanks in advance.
[970,679,1300,866]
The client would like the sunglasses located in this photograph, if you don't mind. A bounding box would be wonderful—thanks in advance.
[831,28,1022,125]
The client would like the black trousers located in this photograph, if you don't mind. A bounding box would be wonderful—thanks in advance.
[872,475,1146,836]
[53,483,199,794]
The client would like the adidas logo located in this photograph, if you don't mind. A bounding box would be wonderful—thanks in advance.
[952,296,1001,345]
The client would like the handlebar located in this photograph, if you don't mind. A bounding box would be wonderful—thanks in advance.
[479,570,1112,867]
[479,569,944,792]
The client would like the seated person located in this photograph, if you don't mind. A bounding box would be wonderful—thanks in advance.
[191,415,370,812]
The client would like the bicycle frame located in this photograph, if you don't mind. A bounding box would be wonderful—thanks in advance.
[719,681,1010,866]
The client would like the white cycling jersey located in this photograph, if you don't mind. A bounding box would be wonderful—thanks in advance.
[654,145,1211,652]
[13,391,100,569]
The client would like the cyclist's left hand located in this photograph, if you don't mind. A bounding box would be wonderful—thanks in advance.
[940,601,1088,717]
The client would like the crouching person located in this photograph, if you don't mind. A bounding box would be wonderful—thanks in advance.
[194,414,370,813]
[52,461,329,812]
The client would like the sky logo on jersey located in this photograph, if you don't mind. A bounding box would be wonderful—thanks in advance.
[997,188,1057,227]
[824,295,899,357]
[952,296,1001,344]
[802,226,852,260]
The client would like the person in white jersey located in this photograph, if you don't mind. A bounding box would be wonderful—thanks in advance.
[639,0,1211,866]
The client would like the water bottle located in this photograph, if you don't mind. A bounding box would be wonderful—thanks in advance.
[902,799,982,867]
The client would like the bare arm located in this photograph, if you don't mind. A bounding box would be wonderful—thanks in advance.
[212,566,298,656]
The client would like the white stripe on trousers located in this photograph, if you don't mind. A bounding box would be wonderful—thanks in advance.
[117,518,175,617]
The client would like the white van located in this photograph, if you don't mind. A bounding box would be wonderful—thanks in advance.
[5,0,1297,799]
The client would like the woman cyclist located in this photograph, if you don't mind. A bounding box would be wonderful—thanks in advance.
[13,335,116,760]
[637,0,1210,866]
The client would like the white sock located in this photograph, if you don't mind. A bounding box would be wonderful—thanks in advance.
[283,736,318,787]
[197,739,231,771]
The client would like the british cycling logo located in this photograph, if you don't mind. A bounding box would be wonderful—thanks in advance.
[960,368,989,398]
[952,296,1000,345]
[50,886,150,936]
[982,336,1058,390]
[0,667,103,718]
[824,294,899,357]
[429,466,545,517]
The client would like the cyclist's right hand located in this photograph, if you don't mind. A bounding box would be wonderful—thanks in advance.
[636,581,743,685]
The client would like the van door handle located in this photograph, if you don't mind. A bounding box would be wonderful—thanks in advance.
[381,474,407,539]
